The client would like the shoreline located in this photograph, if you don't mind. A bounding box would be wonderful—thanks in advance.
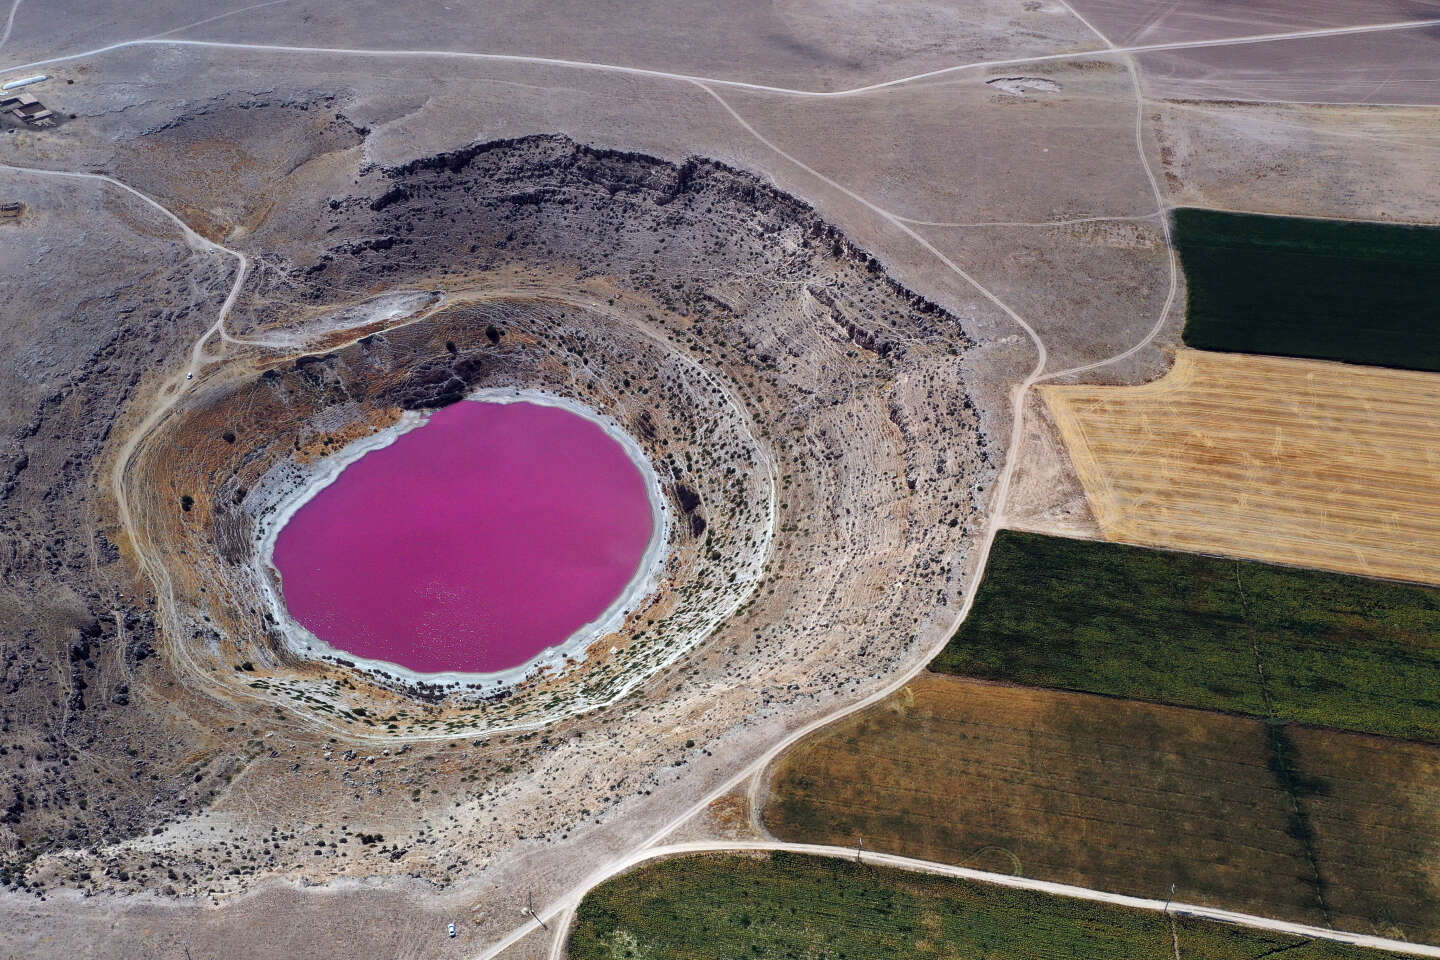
[251,388,672,692]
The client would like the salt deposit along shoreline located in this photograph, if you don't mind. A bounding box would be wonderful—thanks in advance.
[251,387,672,692]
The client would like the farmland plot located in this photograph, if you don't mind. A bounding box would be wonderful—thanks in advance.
[936,531,1440,742]
[570,850,1380,960]
[1173,208,1440,371]
[763,674,1440,940]
[1043,349,1440,586]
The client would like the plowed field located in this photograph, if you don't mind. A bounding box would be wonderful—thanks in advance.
[1042,349,1440,585]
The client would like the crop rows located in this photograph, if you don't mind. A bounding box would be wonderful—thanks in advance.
[1043,349,1440,585]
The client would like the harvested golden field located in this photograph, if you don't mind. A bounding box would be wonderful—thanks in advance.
[1041,349,1440,585]
[762,673,1440,940]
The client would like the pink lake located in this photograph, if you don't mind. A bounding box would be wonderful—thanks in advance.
[272,399,655,676]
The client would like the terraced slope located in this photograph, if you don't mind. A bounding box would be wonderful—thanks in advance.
[1174,208,1440,371]
[1042,349,1440,585]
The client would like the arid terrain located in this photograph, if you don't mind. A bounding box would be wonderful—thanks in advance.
[1,0,1438,958]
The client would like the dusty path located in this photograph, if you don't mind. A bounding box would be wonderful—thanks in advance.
[3,16,1440,98]
[0,0,23,52]
[0,163,251,530]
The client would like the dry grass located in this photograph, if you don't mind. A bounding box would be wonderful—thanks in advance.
[763,673,1440,940]
[1042,349,1440,585]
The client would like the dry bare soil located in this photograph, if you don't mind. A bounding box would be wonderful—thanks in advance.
[1043,348,1440,585]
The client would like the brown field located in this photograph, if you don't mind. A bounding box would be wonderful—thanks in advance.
[1041,349,1440,585]
[1297,728,1440,939]
[762,673,1440,940]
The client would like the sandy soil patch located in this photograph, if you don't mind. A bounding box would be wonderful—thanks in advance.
[1155,101,1440,224]
[1000,393,1099,538]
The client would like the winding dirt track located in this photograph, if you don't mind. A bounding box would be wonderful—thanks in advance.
[4,16,1440,97]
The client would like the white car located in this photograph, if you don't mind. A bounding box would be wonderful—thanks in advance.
[447,922,457,938]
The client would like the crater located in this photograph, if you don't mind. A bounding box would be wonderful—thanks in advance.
[116,133,989,739]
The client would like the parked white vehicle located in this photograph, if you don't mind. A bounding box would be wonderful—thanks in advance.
[1,75,47,91]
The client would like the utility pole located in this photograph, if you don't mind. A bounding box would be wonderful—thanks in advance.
[1165,883,1181,960]
[856,835,863,863]
[526,890,549,931]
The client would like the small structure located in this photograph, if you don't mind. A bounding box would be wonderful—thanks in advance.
[0,201,23,220]
[0,91,55,127]
[986,76,1062,97]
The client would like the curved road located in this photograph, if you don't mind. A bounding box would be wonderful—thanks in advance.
[2,16,1439,98]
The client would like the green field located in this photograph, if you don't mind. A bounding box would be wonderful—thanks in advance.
[1174,208,1440,370]
[569,852,1375,960]
[934,531,1440,742]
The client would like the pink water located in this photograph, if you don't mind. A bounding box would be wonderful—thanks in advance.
[272,400,655,675]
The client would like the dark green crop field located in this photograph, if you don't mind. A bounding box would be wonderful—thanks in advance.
[1174,207,1440,370]
[569,852,1375,960]
[934,531,1440,741]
